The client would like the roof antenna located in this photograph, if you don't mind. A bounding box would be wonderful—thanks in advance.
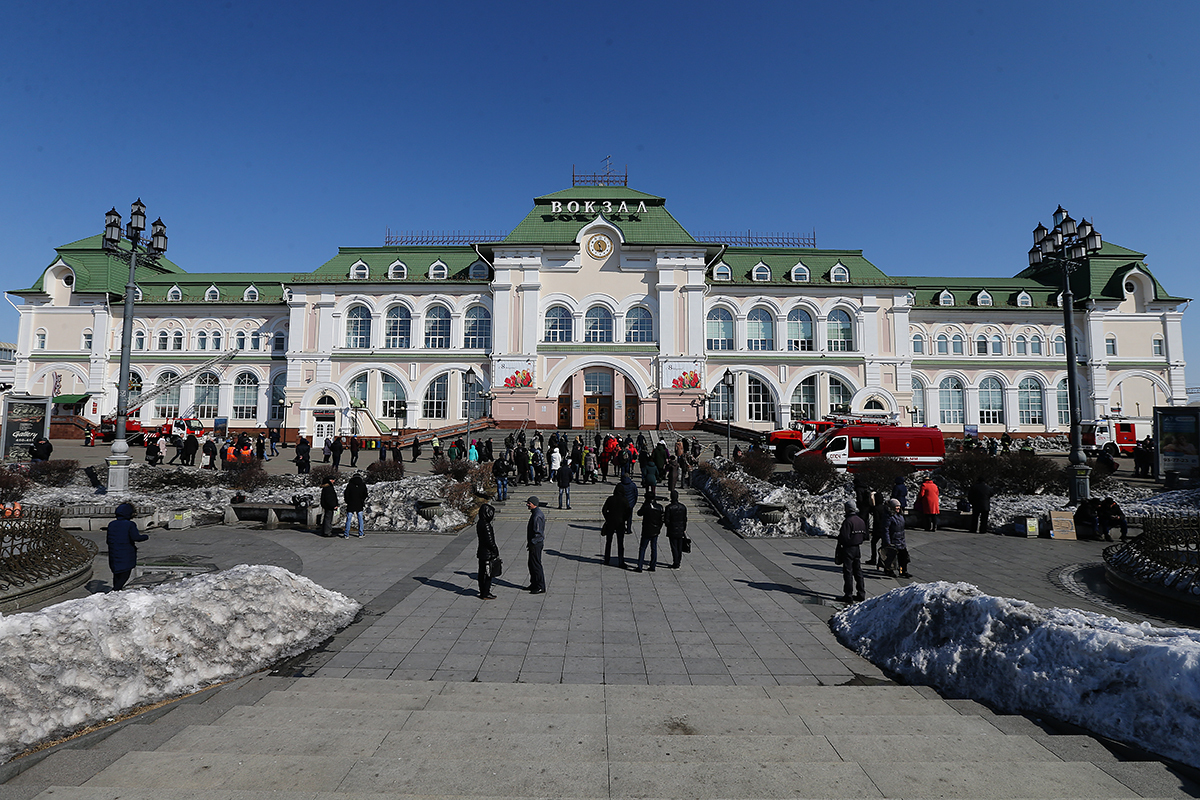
[602,154,613,176]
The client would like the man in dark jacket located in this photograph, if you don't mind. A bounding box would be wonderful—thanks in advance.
[664,489,688,568]
[492,453,511,502]
[967,476,994,534]
[183,433,199,467]
[295,437,311,474]
[202,436,218,470]
[619,474,639,537]
[556,460,573,509]
[343,473,368,538]
[106,502,148,590]
[476,501,499,599]
[525,496,546,594]
[320,476,338,537]
[30,435,53,462]
[330,436,344,469]
[883,498,910,578]
[836,501,867,602]
[602,485,627,567]
[635,488,665,572]
[349,436,360,467]
[411,436,421,462]
[891,476,909,512]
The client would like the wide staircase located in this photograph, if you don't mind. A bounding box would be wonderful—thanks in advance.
[3,673,1170,798]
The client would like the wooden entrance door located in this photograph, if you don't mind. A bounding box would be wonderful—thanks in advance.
[584,397,611,430]
[625,395,639,428]
[557,395,572,429]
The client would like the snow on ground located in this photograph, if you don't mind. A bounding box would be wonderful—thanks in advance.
[833,582,1200,768]
[690,458,853,537]
[0,565,360,762]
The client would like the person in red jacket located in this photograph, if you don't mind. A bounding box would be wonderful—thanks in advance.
[916,477,940,531]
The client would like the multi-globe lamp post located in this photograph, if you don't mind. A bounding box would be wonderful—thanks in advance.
[1027,206,1102,505]
[102,200,167,492]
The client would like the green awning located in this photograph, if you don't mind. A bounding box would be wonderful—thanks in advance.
[53,393,91,404]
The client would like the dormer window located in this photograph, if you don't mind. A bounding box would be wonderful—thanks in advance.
[752,264,771,282]
[243,286,259,302]
[468,261,489,280]
[790,264,809,282]
[1056,292,1064,307]
[350,261,369,280]
[167,286,182,302]
[388,261,407,280]
[1017,291,1032,307]
[713,264,731,281]
[904,291,915,306]
[133,286,142,301]
[939,290,955,306]
[977,290,992,306]
[205,286,220,302]
[429,261,448,280]
[830,265,849,283]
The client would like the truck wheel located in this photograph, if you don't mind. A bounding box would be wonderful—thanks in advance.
[784,444,801,462]
[1104,443,1119,458]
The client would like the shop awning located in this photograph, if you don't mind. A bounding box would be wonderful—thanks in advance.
[53,393,91,405]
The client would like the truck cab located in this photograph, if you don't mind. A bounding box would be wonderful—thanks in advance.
[795,425,945,472]
[1081,418,1137,457]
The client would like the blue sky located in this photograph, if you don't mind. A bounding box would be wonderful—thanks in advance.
[2,1,1198,384]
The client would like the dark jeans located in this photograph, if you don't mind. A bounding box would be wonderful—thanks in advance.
[605,532,626,565]
[969,508,990,533]
[321,508,336,537]
[477,557,493,597]
[112,569,132,590]
[882,546,910,575]
[637,534,659,570]
[841,545,864,598]
[527,544,545,592]
[668,534,683,567]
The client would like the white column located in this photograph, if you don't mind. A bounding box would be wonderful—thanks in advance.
[1002,386,1020,430]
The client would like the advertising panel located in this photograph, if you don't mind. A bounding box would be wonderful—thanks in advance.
[2,396,52,459]
[1154,406,1199,477]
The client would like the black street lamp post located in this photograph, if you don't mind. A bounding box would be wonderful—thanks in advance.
[707,369,736,456]
[102,200,167,491]
[1028,206,1103,504]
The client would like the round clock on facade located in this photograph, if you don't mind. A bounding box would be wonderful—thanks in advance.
[587,233,613,259]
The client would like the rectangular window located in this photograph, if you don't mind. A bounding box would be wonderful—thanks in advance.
[1106,338,1117,356]
[1153,339,1164,356]
[423,375,448,419]
[851,437,879,453]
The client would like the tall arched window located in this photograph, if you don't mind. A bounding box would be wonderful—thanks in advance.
[134,331,145,351]
[787,309,814,351]
[625,307,654,343]
[746,376,776,422]
[979,377,1003,425]
[1057,379,1070,425]
[829,376,853,414]
[975,335,988,356]
[1031,335,1043,355]
[791,376,817,420]
[127,373,143,419]
[250,332,261,351]
[584,306,614,343]
[936,334,949,355]
[349,373,368,405]
[462,373,488,419]
[709,380,732,421]
[1015,335,1028,355]
[464,306,492,350]
[544,306,573,342]
[270,372,287,420]
[1053,335,1066,356]
[951,334,964,355]
[422,373,448,419]
[939,377,964,424]
[197,331,208,351]
[827,310,853,351]
[212,331,222,351]
[911,333,924,355]
[706,308,733,350]
[911,377,926,425]
[154,372,180,419]
[991,335,1004,355]
[746,308,774,350]
[195,372,219,418]
[385,306,411,348]
[236,332,246,350]
[381,374,406,419]
[157,332,169,350]
[424,305,451,348]
[346,305,371,348]
[1019,378,1044,425]
[232,372,259,420]
[172,331,183,351]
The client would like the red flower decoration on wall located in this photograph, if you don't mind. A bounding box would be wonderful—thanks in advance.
[671,370,701,389]
[502,369,533,388]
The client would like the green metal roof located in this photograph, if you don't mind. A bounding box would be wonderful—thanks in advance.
[16,234,188,296]
[302,246,488,282]
[1013,241,1188,304]
[712,248,897,285]
[502,187,696,245]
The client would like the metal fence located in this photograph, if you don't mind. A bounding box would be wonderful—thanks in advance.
[0,505,98,592]
[1103,511,1200,599]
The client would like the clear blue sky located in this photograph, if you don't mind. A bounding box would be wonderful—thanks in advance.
[3,1,1197,384]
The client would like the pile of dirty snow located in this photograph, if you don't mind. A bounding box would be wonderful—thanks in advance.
[691,459,852,537]
[833,582,1200,768]
[0,565,360,762]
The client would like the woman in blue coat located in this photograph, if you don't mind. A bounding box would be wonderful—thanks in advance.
[106,502,148,590]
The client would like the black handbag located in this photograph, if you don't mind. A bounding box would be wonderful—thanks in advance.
[489,557,503,578]
[681,537,691,553]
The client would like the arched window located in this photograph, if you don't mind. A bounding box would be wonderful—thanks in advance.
[1019,378,1044,425]
[827,309,853,351]
[939,377,964,424]
[127,373,143,418]
[936,334,949,355]
[1153,337,1164,356]
[205,286,220,301]
[1018,291,1032,307]
[1057,379,1070,425]
[385,306,412,348]
[979,377,1003,425]
[584,370,613,395]
[830,265,849,283]
[791,376,817,420]
[134,331,145,351]
[172,331,183,351]
[270,372,287,420]
[345,305,371,348]
[1053,335,1066,356]
[350,262,369,280]
[939,290,954,306]
[464,306,492,350]
[462,372,488,419]
[428,261,448,280]
[1031,335,1043,355]
[243,286,258,302]
[469,261,489,280]
[381,373,406,419]
[752,264,771,282]
[991,335,1003,355]
[197,331,208,351]
[195,372,219,418]
[349,373,368,405]
[211,331,222,351]
[388,261,407,280]
[233,372,259,419]
[865,397,886,411]
[167,286,182,301]
[951,334,965,355]
[625,307,654,343]
[422,373,448,418]
[544,306,573,342]
[706,308,733,351]
[829,376,853,414]
[424,305,451,348]
[236,331,246,350]
[911,333,924,354]
[250,332,261,350]
[709,380,732,421]
[747,308,774,351]
[1015,335,1028,355]
[787,309,813,351]
[977,290,992,306]
[584,306,614,343]
[791,265,809,282]
[911,378,926,425]
[156,332,168,350]
[1105,336,1118,356]
[975,335,988,356]
[746,376,776,422]
[154,371,180,419]
[713,264,731,281]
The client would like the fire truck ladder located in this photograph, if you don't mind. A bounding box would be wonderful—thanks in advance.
[348,398,392,436]
[126,350,239,417]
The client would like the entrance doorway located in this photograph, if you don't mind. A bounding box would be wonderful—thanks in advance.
[584,396,612,429]
[625,395,639,428]
[557,395,572,429]
[313,421,335,442]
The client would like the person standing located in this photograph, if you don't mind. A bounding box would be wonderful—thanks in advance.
[525,496,546,594]
[619,473,639,538]
[183,433,199,467]
[916,477,940,531]
[967,476,994,534]
[255,433,266,462]
[556,459,573,509]
[319,476,338,537]
[868,492,889,567]
[836,501,867,602]
[890,476,909,512]
[635,488,665,572]
[883,499,911,578]
[476,500,498,599]
[664,489,688,569]
[349,435,360,467]
[492,452,511,502]
[343,472,369,538]
[602,485,627,567]
[295,436,311,474]
[322,437,332,463]
[269,427,280,457]
[106,502,148,591]
[330,436,344,469]
[167,434,184,465]
[202,436,218,470]
[411,436,421,462]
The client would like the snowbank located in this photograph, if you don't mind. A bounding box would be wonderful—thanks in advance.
[833,582,1200,768]
[0,565,360,762]
[690,458,852,538]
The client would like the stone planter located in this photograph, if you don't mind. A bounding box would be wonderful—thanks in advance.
[757,503,787,524]
[416,499,444,521]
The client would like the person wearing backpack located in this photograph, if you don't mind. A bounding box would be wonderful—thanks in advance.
[635,488,665,572]
[664,489,689,568]
[601,485,627,568]
[836,501,867,602]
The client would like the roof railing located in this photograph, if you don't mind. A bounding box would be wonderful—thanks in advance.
[695,230,817,248]
[384,229,508,246]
